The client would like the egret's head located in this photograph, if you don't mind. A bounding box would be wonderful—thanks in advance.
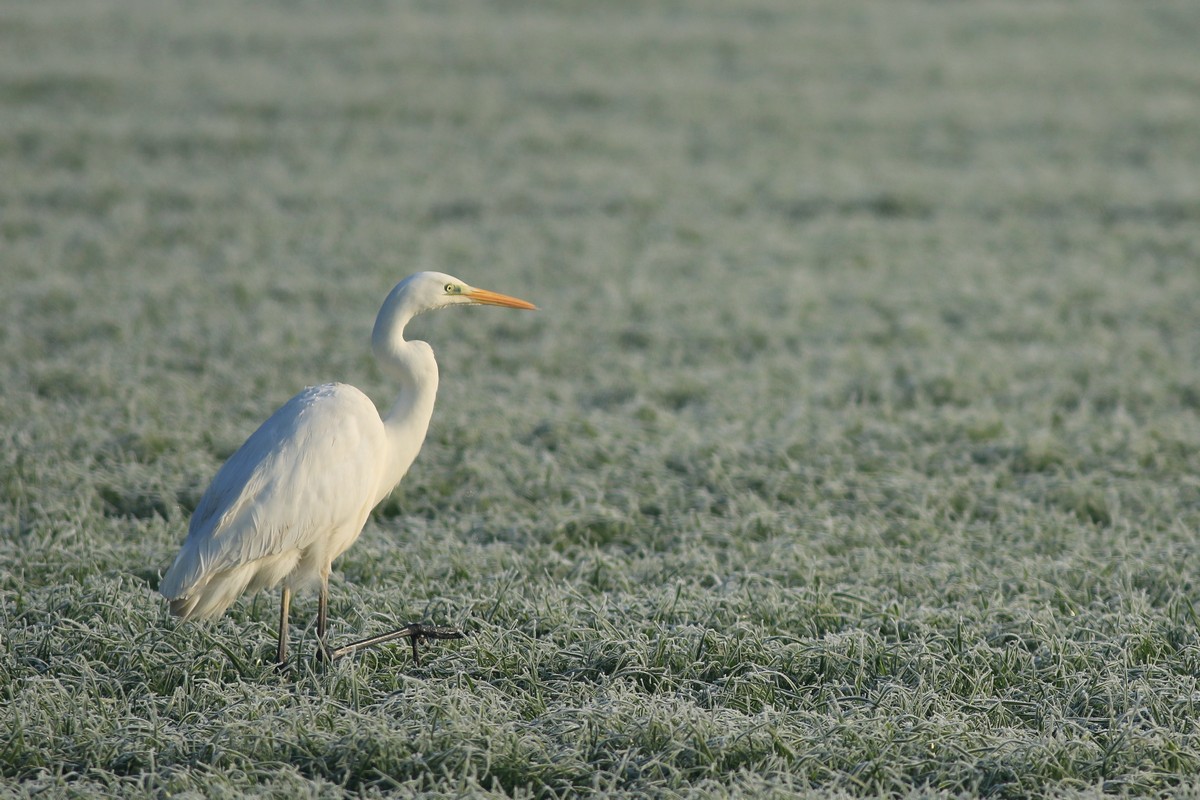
[431,272,537,312]
[373,272,536,359]
[395,271,537,315]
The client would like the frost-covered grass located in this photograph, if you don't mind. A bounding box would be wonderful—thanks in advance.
[4,1,1200,797]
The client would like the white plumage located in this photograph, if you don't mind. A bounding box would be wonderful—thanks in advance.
[160,384,384,618]
[159,271,536,664]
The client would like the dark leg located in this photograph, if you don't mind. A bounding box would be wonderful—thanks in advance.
[315,578,331,662]
[308,571,462,666]
[276,586,291,665]
[326,623,465,666]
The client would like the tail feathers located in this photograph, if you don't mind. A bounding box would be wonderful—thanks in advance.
[162,550,303,620]
[164,566,255,620]
[160,538,245,620]
[168,596,200,618]
[159,541,207,607]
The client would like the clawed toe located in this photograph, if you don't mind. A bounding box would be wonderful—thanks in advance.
[316,622,466,666]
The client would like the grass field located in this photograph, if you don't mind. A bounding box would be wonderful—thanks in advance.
[3,1,1200,797]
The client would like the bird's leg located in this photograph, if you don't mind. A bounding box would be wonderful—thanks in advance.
[325,623,465,666]
[308,571,462,666]
[315,578,331,662]
[276,586,291,666]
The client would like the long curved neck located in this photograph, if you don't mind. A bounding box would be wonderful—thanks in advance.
[371,296,440,505]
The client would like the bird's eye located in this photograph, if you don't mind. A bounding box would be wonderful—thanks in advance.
[444,283,458,294]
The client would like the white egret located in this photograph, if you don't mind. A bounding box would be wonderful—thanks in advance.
[159,271,536,666]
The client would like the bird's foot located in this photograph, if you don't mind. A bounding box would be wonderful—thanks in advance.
[322,622,466,666]
[405,623,466,668]
[407,623,467,642]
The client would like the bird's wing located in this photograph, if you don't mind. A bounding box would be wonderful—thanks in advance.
[160,383,385,600]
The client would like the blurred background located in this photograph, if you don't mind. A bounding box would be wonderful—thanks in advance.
[3,1,1200,795]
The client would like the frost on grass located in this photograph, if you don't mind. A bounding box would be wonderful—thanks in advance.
[4,0,1200,798]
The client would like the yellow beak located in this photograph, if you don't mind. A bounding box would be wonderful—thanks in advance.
[465,287,538,310]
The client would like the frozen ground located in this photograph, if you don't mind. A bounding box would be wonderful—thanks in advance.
[2,1,1200,797]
